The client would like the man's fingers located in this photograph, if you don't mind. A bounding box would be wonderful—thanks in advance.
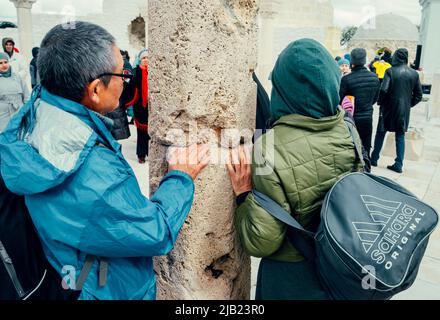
[197,144,210,162]
[198,146,211,167]
[168,147,179,165]
[188,144,198,165]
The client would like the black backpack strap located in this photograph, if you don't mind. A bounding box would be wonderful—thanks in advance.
[252,190,316,261]
[344,116,364,163]
[0,240,26,298]
[344,115,367,171]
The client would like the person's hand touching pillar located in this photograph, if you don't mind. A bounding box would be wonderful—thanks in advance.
[226,145,252,196]
[168,144,210,180]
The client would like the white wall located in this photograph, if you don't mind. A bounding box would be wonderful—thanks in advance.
[0,0,146,66]
[420,0,440,83]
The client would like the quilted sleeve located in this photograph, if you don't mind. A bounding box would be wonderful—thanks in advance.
[235,136,289,257]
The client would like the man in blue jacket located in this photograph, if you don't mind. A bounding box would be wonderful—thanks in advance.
[0,22,210,300]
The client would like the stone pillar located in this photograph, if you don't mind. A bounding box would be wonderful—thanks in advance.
[149,0,258,299]
[419,0,440,84]
[9,0,36,63]
[257,0,280,90]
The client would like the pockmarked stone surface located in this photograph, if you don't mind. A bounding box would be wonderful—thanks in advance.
[149,0,258,299]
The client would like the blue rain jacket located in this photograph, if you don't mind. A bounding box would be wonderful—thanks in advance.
[0,86,195,300]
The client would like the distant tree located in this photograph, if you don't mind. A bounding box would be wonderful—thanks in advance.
[340,26,358,46]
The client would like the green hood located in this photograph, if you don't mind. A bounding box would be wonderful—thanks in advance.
[273,107,345,132]
[270,38,341,123]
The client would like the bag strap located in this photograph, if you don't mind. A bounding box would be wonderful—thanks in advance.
[344,116,365,170]
[75,255,108,290]
[75,255,95,291]
[99,258,108,287]
[252,190,316,260]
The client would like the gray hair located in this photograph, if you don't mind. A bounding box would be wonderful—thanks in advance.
[38,21,117,102]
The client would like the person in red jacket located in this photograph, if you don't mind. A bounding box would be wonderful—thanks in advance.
[125,49,149,163]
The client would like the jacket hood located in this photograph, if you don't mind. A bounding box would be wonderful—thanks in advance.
[270,38,341,124]
[0,86,119,195]
[2,37,14,52]
[273,107,345,132]
[32,47,39,58]
[392,48,409,66]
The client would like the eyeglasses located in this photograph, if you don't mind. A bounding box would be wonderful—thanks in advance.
[93,69,134,83]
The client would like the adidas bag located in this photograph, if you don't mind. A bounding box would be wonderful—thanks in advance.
[253,173,438,300]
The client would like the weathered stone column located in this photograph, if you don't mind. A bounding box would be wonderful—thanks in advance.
[9,0,36,63]
[149,0,258,299]
[257,0,279,90]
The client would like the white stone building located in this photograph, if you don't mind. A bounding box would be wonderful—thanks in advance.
[257,0,340,90]
[0,0,147,65]
[347,13,419,64]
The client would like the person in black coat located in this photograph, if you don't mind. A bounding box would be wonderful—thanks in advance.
[339,48,381,158]
[29,47,40,89]
[252,71,270,139]
[105,50,132,141]
[105,101,131,140]
[370,48,423,173]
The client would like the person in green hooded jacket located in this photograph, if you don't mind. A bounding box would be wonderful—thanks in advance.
[226,39,363,300]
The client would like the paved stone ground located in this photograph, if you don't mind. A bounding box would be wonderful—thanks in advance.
[122,99,440,300]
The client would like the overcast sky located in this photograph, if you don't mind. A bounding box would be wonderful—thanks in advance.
[0,0,422,27]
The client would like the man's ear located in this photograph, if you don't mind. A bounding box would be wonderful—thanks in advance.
[86,79,102,106]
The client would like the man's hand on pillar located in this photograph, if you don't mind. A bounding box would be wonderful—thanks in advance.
[168,144,211,180]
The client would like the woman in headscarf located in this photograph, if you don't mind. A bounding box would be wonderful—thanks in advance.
[124,49,150,163]
[2,37,27,82]
[226,39,362,300]
[0,52,29,132]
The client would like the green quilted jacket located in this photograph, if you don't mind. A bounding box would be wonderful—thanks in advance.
[236,108,362,262]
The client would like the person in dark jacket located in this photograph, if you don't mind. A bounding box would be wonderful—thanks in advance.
[252,71,270,139]
[105,98,131,140]
[30,47,40,88]
[339,48,380,158]
[370,48,423,173]
[105,50,132,141]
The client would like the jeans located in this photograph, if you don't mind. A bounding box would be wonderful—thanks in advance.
[371,131,405,169]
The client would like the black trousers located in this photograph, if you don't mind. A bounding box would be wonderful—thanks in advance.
[134,104,150,158]
[354,116,373,158]
[136,129,150,158]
